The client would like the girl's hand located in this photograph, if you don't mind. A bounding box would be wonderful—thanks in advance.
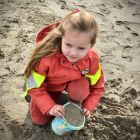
[48,104,65,118]
[82,107,92,119]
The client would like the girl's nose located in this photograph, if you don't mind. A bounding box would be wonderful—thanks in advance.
[70,48,77,56]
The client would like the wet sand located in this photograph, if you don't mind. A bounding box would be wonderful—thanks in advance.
[0,0,140,139]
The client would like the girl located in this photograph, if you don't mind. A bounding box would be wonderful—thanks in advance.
[23,10,104,125]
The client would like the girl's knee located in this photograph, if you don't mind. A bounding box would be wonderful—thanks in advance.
[66,78,90,101]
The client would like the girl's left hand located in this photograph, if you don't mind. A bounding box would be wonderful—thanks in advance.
[82,107,92,119]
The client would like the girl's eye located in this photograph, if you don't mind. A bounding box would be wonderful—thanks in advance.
[66,43,72,47]
[78,47,85,50]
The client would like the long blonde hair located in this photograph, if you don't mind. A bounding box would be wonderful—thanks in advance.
[24,10,99,79]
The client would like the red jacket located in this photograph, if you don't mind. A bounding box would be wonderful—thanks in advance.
[28,49,104,116]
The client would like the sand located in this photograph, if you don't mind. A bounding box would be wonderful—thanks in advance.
[64,103,84,127]
[0,0,140,140]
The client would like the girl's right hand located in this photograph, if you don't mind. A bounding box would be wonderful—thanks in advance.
[48,104,65,118]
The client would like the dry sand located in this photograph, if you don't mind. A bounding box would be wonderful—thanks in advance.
[0,0,140,140]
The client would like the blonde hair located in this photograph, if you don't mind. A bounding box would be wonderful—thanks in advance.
[24,10,99,79]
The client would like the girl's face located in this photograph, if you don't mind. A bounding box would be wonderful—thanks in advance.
[61,30,92,62]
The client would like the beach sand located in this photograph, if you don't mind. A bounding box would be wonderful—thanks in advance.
[0,0,140,139]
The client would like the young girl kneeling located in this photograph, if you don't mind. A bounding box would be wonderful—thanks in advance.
[23,10,104,125]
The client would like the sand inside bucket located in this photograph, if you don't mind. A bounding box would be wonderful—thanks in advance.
[64,103,84,127]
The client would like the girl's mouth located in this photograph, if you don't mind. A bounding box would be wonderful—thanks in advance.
[68,55,78,59]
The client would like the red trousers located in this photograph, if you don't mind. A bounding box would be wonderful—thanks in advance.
[30,78,90,125]
[30,92,61,125]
